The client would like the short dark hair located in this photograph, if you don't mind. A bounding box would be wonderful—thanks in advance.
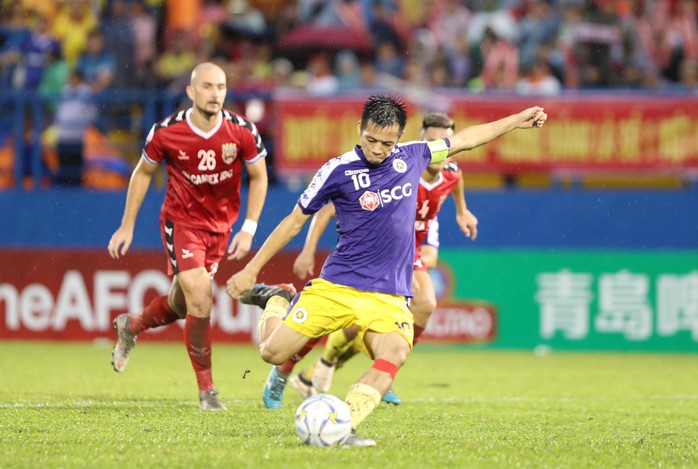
[422,113,455,131]
[361,95,407,132]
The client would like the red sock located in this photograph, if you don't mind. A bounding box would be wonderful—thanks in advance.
[184,315,213,391]
[129,295,180,334]
[279,338,320,374]
[413,325,426,345]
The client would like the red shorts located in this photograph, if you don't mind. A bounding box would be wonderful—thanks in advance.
[160,216,229,278]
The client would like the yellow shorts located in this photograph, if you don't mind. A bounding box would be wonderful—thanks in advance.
[283,278,414,352]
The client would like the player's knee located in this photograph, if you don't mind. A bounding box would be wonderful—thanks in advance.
[376,343,409,369]
[392,347,409,368]
[411,299,436,326]
[185,295,212,318]
[259,341,288,365]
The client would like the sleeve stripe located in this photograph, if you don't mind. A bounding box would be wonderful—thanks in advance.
[141,150,158,165]
[245,149,268,165]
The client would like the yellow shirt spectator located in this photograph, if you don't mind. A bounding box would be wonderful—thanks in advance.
[52,3,98,66]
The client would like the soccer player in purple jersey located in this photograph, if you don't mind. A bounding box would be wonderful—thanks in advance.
[226,95,546,446]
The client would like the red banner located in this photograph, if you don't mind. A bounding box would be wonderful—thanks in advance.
[0,249,494,343]
[274,94,698,174]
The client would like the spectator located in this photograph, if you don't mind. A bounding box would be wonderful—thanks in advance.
[248,43,275,85]
[621,0,662,78]
[335,0,369,35]
[270,57,295,88]
[467,0,519,45]
[52,0,99,66]
[374,41,404,77]
[54,70,97,186]
[335,49,361,90]
[0,12,60,90]
[673,58,698,91]
[478,26,520,90]
[428,0,471,57]
[428,59,451,88]
[163,0,202,51]
[0,4,31,89]
[297,0,348,28]
[305,53,339,95]
[555,0,586,88]
[131,0,157,87]
[658,0,698,82]
[448,34,472,87]
[226,0,269,38]
[76,30,116,92]
[267,0,301,39]
[403,57,428,87]
[101,0,136,89]
[359,60,380,88]
[515,57,562,95]
[517,0,559,69]
[40,48,70,110]
[153,31,196,90]
[573,0,629,88]
[370,2,404,50]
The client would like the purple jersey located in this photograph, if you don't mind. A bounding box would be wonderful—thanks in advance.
[298,141,434,297]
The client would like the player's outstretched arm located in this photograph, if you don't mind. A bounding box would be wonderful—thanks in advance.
[107,157,158,259]
[447,107,547,156]
[293,202,336,279]
[227,205,311,298]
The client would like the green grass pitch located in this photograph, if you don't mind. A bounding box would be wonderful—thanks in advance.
[1,341,696,468]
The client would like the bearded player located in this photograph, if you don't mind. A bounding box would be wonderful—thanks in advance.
[108,62,270,410]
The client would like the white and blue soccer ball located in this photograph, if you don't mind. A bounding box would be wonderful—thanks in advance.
[294,394,352,447]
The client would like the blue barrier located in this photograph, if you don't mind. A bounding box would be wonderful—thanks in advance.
[1,187,696,250]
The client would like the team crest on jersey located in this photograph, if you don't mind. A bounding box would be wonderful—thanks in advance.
[292,308,308,324]
[359,191,381,211]
[393,159,407,173]
[221,143,238,164]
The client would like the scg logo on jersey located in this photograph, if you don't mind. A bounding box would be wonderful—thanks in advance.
[380,182,412,203]
[359,183,413,211]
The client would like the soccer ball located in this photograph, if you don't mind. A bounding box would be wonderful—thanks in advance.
[294,394,352,447]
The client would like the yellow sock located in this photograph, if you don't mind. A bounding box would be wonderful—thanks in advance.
[322,330,356,364]
[345,383,381,428]
[257,296,290,338]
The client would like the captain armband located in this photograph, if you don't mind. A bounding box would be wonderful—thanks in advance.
[427,137,451,163]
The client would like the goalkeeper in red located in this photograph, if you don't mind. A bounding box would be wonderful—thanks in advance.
[227,95,546,446]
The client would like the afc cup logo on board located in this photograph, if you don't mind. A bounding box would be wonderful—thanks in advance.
[222,143,238,164]
[359,191,381,211]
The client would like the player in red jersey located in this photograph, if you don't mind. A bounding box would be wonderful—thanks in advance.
[258,113,479,408]
[107,62,269,410]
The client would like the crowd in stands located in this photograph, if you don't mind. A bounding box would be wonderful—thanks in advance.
[2,0,698,96]
[0,0,697,188]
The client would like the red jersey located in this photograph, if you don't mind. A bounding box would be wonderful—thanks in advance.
[143,108,266,233]
[414,161,461,248]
